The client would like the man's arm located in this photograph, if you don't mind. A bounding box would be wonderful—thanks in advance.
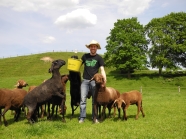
[100,66,107,83]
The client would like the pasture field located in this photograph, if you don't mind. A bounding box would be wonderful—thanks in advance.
[0,52,186,139]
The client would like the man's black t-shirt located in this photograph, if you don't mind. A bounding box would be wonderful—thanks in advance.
[81,53,104,80]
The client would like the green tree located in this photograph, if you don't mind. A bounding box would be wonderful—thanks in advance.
[145,12,186,75]
[104,17,148,78]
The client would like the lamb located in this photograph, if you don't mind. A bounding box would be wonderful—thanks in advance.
[112,90,145,120]
[23,59,66,124]
[68,55,81,119]
[90,73,120,123]
[0,80,28,126]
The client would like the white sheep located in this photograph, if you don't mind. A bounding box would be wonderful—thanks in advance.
[112,90,145,120]
[40,57,53,63]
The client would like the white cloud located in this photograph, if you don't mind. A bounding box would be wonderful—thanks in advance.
[54,9,97,30]
[107,0,152,16]
[0,0,79,12]
[42,36,56,43]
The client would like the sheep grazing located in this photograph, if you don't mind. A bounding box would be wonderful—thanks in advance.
[47,74,69,120]
[40,56,53,63]
[0,80,28,126]
[68,55,81,119]
[23,59,66,124]
[90,73,120,123]
[112,90,145,120]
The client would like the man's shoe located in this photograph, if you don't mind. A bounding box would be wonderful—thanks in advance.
[95,119,99,123]
[79,119,84,123]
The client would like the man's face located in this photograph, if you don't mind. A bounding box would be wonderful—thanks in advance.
[89,44,98,55]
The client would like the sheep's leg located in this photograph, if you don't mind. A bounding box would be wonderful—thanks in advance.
[140,102,145,118]
[31,109,38,122]
[55,105,58,117]
[51,104,55,119]
[21,105,27,117]
[101,105,107,121]
[118,108,121,119]
[60,98,66,122]
[36,106,40,118]
[93,104,98,123]
[135,103,141,120]
[40,104,45,118]
[97,105,101,119]
[136,101,145,120]
[27,106,36,124]
[113,106,117,118]
[1,106,10,116]
[1,106,11,126]
[47,102,51,120]
[2,113,8,126]
[124,104,130,120]
[0,109,7,126]
[14,108,21,122]
[107,107,111,118]
[55,92,66,121]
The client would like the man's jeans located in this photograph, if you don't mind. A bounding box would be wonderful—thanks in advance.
[79,79,95,120]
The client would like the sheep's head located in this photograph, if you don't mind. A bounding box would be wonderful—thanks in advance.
[49,59,66,73]
[15,80,28,88]
[90,73,105,87]
[112,98,126,109]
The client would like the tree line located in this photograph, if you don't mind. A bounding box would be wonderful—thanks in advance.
[104,12,186,77]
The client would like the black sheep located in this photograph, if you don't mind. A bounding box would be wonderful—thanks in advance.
[47,74,69,120]
[23,59,66,124]
[69,55,81,119]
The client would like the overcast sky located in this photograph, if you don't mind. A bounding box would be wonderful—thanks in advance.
[0,0,186,58]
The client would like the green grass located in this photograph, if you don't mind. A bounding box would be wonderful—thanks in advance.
[0,52,186,139]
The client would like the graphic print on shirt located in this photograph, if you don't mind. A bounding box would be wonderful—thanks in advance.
[85,59,97,67]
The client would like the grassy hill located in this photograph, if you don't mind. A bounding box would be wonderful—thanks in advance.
[0,51,186,93]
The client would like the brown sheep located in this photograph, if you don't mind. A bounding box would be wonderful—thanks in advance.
[90,73,120,123]
[112,90,145,120]
[0,80,28,126]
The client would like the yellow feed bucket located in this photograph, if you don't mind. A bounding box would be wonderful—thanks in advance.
[67,58,82,72]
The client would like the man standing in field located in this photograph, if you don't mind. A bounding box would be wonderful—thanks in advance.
[79,40,107,123]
